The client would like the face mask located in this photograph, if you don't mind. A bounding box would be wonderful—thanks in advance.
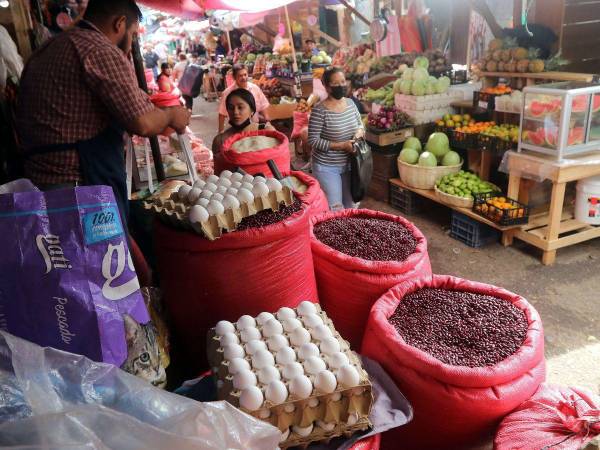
[330,85,346,100]
[229,117,252,131]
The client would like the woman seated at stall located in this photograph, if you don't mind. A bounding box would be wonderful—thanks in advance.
[157,63,176,93]
[212,88,274,155]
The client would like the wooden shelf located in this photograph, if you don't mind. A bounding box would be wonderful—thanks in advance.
[389,178,522,232]
[480,71,594,82]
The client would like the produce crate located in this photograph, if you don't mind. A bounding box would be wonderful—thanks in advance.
[365,127,414,147]
[367,144,402,202]
[450,212,499,248]
[472,91,497,111]
[389,181,423,214]
[452,130,478,149]
[473,193,530,226]
[476,133,514,152]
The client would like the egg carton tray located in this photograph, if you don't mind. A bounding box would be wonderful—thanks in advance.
[144,186,294,240]
[395,91,462,111]
[207,305,373,449]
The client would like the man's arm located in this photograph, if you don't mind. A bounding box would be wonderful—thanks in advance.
[128,106,190,136]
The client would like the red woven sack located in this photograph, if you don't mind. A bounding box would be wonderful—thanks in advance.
[310,209,431,349]
[150,91,181,108]
[361,274,546,450]
[291,111,309,139]
[220,129,291,177]
[154,204,318,372]
[290,170,329,217]
[349,433,381,450]
[495,384,600,450]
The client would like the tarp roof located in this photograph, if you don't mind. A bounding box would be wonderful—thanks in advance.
[138,0,297,17]
[138,0,204,19]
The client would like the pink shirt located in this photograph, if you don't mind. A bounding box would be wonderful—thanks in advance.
[219,82,270,120]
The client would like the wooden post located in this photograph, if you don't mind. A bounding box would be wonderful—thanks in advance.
[283,5,299,73]
[337,0,371,26]
[8,0,32,60]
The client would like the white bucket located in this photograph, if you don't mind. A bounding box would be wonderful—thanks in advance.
[575,175,600,225]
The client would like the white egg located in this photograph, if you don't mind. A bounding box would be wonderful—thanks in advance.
[315,370,337,393]
[265,379,288,404]
[177,184,192,201]
[218,178,232,189]
[347,412,359,425]
[245,339,267,355]
[223,343,245,360]
[207,200,225,215]
[297,342,320,361]
[240,327,261,343]
[216,185,228,195]
[252,349,275,370]
[189,205,209,224]
[310,324,333,341]
[308,398,319,408]
[266,178,283,193]
[239,385,263,411]
[337,364,360,388]
[256,312,275,326]
[252,182,269,198]
[258,365,281,385]
[199,189,213,200]
[262,319,283,338]
[211,193,224,203]
[280,428,290,442]
[219,332,239,347]
[292,424,314,438]
[326,352,350,370]
[205,182,218,193]
[258,409,271,419]
[277,307,297,321]
[276,346,297,365]
[302,313,324,329]
[236,315,256,330]
[297,301,317,316]
[304,356,327,375]
[225,188,239,197]
[290,327,311,346]
[231,180,242,189]
[228,357,251,375]
[331,392,342,402]
[222,194,240,210]
[207,174,220,184]
[230,172,243,182]
[253,176,267,184]
[319,336,341,355]
[289,375,313,399]
[242,174,254,183]
[196,197,210,208]
[241,181,254,191]
[267,334,289,352]
[187,187,202,203]
[232,368,257,390]
[236,188,254,204]
[215,320,235,336]
[219,170,233,179]
[282,317,302,333]
[282,362,304,380]
[193,179,206,189]
[317,420,336,432]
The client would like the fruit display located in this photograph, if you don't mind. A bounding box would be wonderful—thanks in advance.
[436,116,519,150]
[389,288,528,367]
[522,126,585,148]
[310,50,332,66]
[364,83,395,107]
[495,91,523,113]
[399,132,461,168]
[255,76,284,99]
[474,194,529,226]
[295,99,311,113]
[366,106,411,133]
[392,58,451,97]
[481,84,512,96]
[436,113,474,130]
[435,171,497,200]
[479,124,520,145]
[208,302,373,448]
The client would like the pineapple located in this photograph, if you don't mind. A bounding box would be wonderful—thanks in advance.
[511,47,528,61]
[488,38,504,51]
[498,61,505,72]
[505,60,517,72]
[529,59,545,73]
[493,50,503,62]
[501,50,511,62]
[486,60,498,72]
[517,59,530,73]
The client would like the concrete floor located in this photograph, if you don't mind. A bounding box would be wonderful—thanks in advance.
[190,97,600,395]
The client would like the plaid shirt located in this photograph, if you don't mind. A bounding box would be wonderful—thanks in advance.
[16,21,154,184]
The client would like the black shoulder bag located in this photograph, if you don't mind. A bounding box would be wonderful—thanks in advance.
[349,137,373,203]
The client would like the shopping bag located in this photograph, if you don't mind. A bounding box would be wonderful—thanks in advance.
[0,183,150,367]
[350,138,373,202]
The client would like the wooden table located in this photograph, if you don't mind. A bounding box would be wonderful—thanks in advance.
[502,151,600,265]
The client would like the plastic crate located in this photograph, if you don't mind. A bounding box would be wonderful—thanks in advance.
[389,182,422,214]
[473,193,530,226]
[450,212,499,248]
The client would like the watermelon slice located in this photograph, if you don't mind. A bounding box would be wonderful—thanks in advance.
[572,95,589,113]
[544,128,558,147]
[545,99,562,114]
[528,129,545,146]
[529,101,546,117]
[593,95,600,113]
[567,127,585,146]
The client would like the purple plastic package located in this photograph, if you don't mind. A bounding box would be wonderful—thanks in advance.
[0,185,149,366]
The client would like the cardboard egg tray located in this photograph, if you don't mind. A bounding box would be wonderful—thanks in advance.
[144,185,294,240]
[207,306,373,449]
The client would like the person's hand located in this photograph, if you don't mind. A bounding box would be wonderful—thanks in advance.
[343,140,356,154]
[354,128,365,140]
[168,106,191,134]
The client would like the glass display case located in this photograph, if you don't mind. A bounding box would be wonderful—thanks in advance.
[518,81,600,160]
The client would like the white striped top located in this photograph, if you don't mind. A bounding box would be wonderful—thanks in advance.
[308,98,363,167]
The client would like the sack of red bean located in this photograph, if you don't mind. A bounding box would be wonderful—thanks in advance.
[361,274,545,450]
[155,200,318,373]
[495,384,600,450]
[310,209,431,349]
[290,170,329,218]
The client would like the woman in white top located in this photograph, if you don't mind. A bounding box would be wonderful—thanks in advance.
[172,53,188,82]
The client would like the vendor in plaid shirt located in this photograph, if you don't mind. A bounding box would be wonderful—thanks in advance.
[16,0,190,220]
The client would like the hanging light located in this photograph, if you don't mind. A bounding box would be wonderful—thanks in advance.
[0,1,9,8]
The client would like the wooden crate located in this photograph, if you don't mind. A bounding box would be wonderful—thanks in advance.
[366,145,402,202]
[267,103,296,120]
[365,127,414,147]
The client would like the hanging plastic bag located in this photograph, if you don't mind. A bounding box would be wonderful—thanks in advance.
[0,330,280,449]
[350,138,373,202]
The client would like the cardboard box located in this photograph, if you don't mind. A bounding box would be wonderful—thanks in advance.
[365,127,414,147]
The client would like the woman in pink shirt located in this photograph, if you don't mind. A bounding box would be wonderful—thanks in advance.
[218,64,270,133]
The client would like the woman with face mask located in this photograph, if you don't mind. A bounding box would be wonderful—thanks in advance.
[307,67,365,211]
[211,88,274,155]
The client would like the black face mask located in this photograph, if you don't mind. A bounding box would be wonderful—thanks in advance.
[330,85,346,100]
[229,117,252,131]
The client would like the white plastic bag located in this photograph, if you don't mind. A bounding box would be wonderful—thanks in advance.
[0,331,280,450]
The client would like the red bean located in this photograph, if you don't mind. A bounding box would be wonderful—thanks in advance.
[314,217,417,262]
[389,288,528,367]
[236,199,302,231]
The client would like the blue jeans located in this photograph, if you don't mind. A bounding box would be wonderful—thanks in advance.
[312,162,357,211]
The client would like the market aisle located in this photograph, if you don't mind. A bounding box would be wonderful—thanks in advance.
[189,97,220,150]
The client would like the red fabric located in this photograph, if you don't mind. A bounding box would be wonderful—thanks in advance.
[310,209,431,349]
[349,434,381,450]
[398,16,423,53]
[495,384,600,450]
[137,0,203,18]
[219,129,291,177]
[291,111,309,139]
[154,205,318,372]
[290,170,329,217]
[150,91,182,108]
[361,274,546,450]
[128,235,152,288]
